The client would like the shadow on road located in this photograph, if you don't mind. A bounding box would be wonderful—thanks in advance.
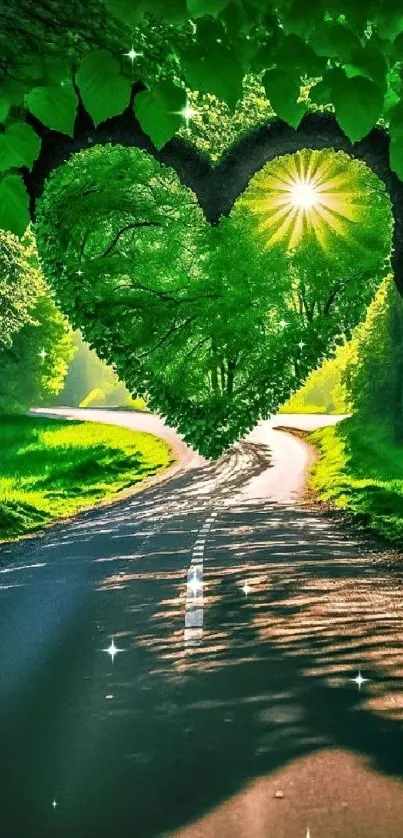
[1,442,403,836]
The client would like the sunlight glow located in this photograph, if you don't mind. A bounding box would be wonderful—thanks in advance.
[291,180,319,208]
[245,149,362,251]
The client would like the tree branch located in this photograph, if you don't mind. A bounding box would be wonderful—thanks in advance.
[137,315,197,359]
[101,221,163,258]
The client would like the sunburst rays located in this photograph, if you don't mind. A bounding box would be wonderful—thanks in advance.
[244,149,366,251]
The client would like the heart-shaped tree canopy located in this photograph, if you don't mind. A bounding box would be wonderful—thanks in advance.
[36,143,392,456]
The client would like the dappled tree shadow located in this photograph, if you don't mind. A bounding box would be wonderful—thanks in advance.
[1,443,403,836]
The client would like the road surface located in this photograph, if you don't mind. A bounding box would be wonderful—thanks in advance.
[1,408,403,838]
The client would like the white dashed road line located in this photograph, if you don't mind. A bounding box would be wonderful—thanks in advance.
[184,510,217,648]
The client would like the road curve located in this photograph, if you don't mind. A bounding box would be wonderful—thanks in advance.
[31,407,337,504]
[1,409,403,838]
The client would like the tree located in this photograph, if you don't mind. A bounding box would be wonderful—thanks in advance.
[0,231,75,412]
[338,275,403,438]
[35,143,392,456]
[0,229,43,348]
[281,347,351,414]
[0,292,75,412]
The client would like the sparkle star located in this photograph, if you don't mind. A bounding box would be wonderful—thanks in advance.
[52,800,57,809]
[76,269,83,277]
[241,581,251,596]
[38,349,47,361]
[103,638,123,662]
[124,46,143,64]
[179,101,197,128]
[279,319,287,328]
[297,340,305,351]
[350,669,369,691]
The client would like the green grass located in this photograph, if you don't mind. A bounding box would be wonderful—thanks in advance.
[310,416,403,544]
[0,415,175,541]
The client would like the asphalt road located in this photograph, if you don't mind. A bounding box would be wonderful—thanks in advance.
[2,408,403,838]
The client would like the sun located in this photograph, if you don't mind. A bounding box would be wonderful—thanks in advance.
[291,180,319,208]
[244,148,364,251]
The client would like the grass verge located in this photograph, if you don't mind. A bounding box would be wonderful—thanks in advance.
[309,416,403,544]
[0,414,175,541]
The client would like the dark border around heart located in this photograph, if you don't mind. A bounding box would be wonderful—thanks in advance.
[25,87,403,294]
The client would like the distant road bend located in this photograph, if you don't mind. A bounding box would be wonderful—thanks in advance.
[2,408,403,838]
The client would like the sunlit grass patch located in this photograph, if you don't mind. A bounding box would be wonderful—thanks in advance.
[0,415,174,540]
[310,417,403,543]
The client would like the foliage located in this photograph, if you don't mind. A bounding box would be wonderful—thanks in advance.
[181,76,276,162]
[285,273,403,417]
[310,417,403,544]
[281,342,351,414]
[0,230,74,412]
[0,229,43,348]
[2,1,403,234]
[280,356,346,414]
[136,81,187,149]
[0,414,173,540]
[36,143,392,457]
[0,293,75,413]
[307,275,403,544]
[79,388,147,409]
[337,275,403,436]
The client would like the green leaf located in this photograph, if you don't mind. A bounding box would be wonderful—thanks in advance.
[76,50,132,127]
[275,34,326,77]
[42,57,73,86]
[135,82,186,149]
[387,102,403,134]
[344,45,388,90]
[26,82,78,136]
[376,1,403,41]
[391,31,403,60]
[0,123,41,172]
[218,2,258,38]
[390,133,403,180]
[2,80,27,108]
[263,69,305,128]
[309,23,360,63]
[181,46,243,109]
[195,14,226,45]
[281,1,319,38]
[332,74,383,142]
[186,0,231,16]
[309,77,332,106]
[0,81,30,127]
[18,56,46,83]
[0,95,10,124]
[0,175,30,236]
[384,84,401,114]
